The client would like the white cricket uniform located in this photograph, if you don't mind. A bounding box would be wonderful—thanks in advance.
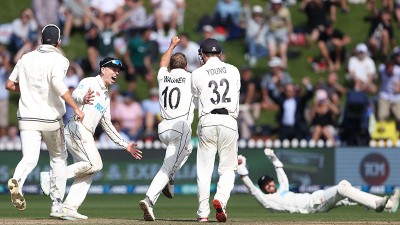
[63,75,129,211]
[242,167,388,213]
[146,67,195,204]
[191,57,240,218]
[9,45,69,202]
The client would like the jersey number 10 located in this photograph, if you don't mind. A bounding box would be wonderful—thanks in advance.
[161,86,181,109]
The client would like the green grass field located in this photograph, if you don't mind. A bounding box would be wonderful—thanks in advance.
[0,194,398,224]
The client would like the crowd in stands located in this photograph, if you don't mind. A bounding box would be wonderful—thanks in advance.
[1,0,400,150]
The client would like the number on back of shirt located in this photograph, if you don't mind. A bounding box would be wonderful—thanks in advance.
[208,78,231,105]
[161,86,181,109]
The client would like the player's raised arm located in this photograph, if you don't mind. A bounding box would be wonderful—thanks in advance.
[264,148,289,191]
[160,36,180,68]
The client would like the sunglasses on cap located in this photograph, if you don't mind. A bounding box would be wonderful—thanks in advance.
[103,59,123,66]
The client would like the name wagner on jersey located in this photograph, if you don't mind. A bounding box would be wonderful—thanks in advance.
[163,76,186,83]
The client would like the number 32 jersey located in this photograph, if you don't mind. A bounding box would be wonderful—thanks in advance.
[191,57,241,119]
[157,67,195,124]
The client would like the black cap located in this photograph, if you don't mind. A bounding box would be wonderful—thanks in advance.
[99,57,126,70]
[199,38,222,54]
[41,24,61,45]
[258,174,274,191]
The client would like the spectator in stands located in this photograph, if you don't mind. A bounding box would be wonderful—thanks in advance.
[0,55,10,137]
[317,21,351,71]
[64,62,84,89]
[114,92,144,141]
[62,0,92,45]
[0,124,21,149]
[98,119,130,149]
[201,25,217,40]
[392,46,400,73]
[124,27,156,92]
[211,0,244,40]
[300,0,329,45]
[268,77,314,140]
[32,0,60,28]
[238,66,264,140]
[112,0,148,36]
[8,8,38,54]
[316,72,347,108]
[109,84,123,119]
[89,0,125,19]
[13,38,40,64]
[367,9,395,59]
[309,89,340,145]
[141,88,161,141]
[151,0,185,37]
[243,2,269,67]
[0,44,11,72]
[261,57,293,102]
[377,59,400,122]
[265,0,292,68]
[347,43,378,94]
[172,33,200,72]
[339,79,371,146]
[85,24,100,73]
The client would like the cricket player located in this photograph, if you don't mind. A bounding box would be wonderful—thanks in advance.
[237,148,400,214]
[192,38,241,222]
[5,24,84,213]
[40,57,142,220]
[139,36,195,221]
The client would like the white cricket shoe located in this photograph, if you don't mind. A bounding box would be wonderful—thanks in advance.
[40,171,50,196]
[61,207,88,220]
[162,180,174,199]
[139,197,155,221]
[50,202,63,218]
[8,178,26,211]
[389,188,399,213]
[375,196,389,212]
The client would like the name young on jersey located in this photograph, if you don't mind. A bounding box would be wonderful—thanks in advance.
[164,76,186,83]
[206,67,226,76]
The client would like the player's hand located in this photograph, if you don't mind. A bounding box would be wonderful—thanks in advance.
[264,148,284,168]
[83,88,95,105]
[170,36,180,48]
[127,142,142,160]
[74,109,85,122]
[237,155,249,176]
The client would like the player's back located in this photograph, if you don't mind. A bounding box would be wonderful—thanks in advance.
[192,57,240,119]
[157,67,194,124]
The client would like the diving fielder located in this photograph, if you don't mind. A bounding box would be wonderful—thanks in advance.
[237,149,399,213]
[139,36,195,221]
[5,24,84,213]
[192,38,240,222]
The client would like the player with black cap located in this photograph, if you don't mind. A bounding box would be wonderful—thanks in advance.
[39,56,142,220]
[236,148,399,214]
[192,38,241,222]
[5,24,84,215]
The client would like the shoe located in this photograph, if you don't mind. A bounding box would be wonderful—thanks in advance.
[8,178,26,211]
[61,207,88,220]
[389,189,399,213]
[162,180,174,199]
[212,199,227,222]
[139,197,155,221]
[40,171,50,196]
[375,196,389,212]
[50,202,63,218]
[197,217,208,222]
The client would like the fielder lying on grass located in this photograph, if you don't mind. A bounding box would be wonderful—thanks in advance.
[237,148,399,214]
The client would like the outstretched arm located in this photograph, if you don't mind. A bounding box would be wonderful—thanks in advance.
[160,36,180,68]
[264,148,289,191]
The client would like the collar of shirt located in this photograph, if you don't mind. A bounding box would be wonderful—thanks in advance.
[206,57,222,64]
[37,45,62,55]
[95,75,107,90]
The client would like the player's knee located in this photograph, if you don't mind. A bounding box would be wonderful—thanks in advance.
[337,179,351,195]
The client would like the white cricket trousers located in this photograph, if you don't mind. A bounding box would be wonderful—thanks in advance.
[315,180,388,212]
[62,121,103,211]
[13,129,67,201]
[196,114,238,218]
[146,120,192,204]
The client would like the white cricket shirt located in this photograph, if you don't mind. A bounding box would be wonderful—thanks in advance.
[71,75,128,149]
[9,45,69,131]
[157,67,195,124]
[191,57,240,119]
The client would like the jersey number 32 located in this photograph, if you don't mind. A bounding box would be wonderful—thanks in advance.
[209,78,231,105]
